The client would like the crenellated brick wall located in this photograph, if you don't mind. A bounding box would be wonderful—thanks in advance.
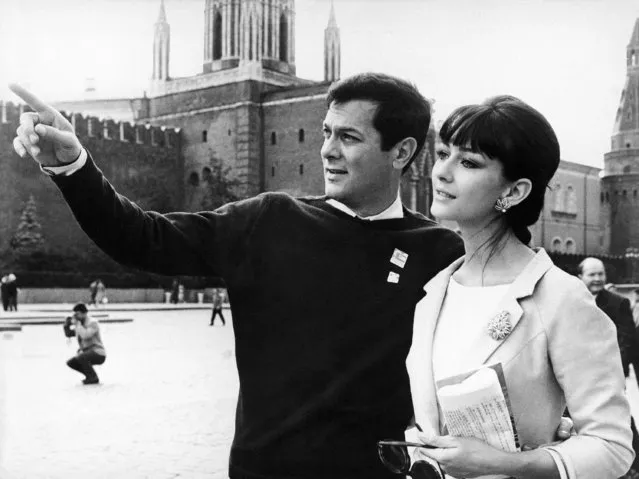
[0,101,183,272]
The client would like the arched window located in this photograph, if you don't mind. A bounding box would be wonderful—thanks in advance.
[553,183,564,211]
[551,237,563,253]
[202,130,208,143]
[299,164,304,175]
[279,14,288,62]
[271,132,277,145]
[213,12,222,60]
[202,166,212,183]
[565,185,577,213]
[188,172,200,187]
[298,128,305,142]
[565,238,576,254]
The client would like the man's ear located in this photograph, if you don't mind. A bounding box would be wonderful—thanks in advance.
[392,137,418,171]
[502,178,533,207]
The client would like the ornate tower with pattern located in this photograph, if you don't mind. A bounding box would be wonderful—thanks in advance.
[202,0,296,76]
[602,17,639,254]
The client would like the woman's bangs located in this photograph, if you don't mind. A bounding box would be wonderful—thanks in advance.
[439,107,506,159]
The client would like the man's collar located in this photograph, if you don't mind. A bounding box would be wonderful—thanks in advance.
[325,194,404,220]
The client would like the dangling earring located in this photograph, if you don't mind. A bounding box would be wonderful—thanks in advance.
[494,197,511,213]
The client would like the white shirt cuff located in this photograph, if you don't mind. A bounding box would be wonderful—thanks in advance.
[545,447,569,479]
[40,149,87,177]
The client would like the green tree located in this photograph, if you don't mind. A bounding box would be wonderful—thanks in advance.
[10,195,45,254]
[201,157,245,210]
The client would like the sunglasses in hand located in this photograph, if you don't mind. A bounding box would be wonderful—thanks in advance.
[377,440,444,479]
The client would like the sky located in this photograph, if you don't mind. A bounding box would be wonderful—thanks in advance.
[0,0,638,169]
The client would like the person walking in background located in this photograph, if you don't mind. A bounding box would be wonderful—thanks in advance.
[89,279,99,306]
[407,96,633,478]
[169,279,179,305]
[94,279,107,306]
[65,303,106,385]
[0,276,8,312]
[5,274,18,311]
[209,288,226,326]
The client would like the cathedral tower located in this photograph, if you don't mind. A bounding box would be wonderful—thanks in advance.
[324,1,340,82]
[152,0,171,82]
[601,18,639,254]
[203,0,296,76]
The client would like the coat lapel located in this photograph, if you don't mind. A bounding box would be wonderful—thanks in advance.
[472,248,554,366]
[410,257,464,439]
[410,249,555,439]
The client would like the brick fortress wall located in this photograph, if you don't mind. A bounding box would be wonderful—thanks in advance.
[0,101,183,268]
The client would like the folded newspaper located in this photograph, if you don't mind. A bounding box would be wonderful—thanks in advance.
[436,363,520,453]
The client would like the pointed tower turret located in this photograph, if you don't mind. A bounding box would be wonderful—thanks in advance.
[601,18,639,254]
[324,1,340,82]
[152,0,171,81]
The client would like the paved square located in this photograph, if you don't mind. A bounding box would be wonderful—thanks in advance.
[2,307,639,478]
[2,309,238,479]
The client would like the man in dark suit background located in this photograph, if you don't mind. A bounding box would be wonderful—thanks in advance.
[580,257,639,478]
[579,258,639,379]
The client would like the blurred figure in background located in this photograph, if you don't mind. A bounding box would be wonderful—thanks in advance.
[89,279,99,306]
[210,288,226,326]
[0,276,8,312]
[169,279,179,305]
[94,279,107,306]
[5,274,18,311]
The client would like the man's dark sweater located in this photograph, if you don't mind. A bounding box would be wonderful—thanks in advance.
[53,155,464,479]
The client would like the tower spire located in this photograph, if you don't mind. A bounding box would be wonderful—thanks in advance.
[158,0,167,23]
[328,0,337,28]
[152,0,171,82]
[324,0,341,82]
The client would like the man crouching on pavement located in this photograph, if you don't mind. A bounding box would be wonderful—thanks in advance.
[66,303,106,385]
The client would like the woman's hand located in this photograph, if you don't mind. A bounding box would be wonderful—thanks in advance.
[415,435,510,478]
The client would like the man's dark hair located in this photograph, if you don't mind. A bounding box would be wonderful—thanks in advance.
[326,72,431,173]
[73,303,88,313]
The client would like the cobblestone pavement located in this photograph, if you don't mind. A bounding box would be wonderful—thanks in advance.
[1,309,238,479]
[2,308,639,479]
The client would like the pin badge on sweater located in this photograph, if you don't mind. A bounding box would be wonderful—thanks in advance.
[387,271,400,283]
[390,249,408,268]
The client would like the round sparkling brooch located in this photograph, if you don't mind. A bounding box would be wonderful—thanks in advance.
[487,310,512,341]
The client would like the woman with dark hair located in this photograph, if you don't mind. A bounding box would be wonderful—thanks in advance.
[405,96,633,478]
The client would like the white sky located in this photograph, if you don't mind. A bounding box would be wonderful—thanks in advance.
[1,0,637,168]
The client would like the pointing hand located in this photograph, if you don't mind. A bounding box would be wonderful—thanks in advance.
[9,83,82,166]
